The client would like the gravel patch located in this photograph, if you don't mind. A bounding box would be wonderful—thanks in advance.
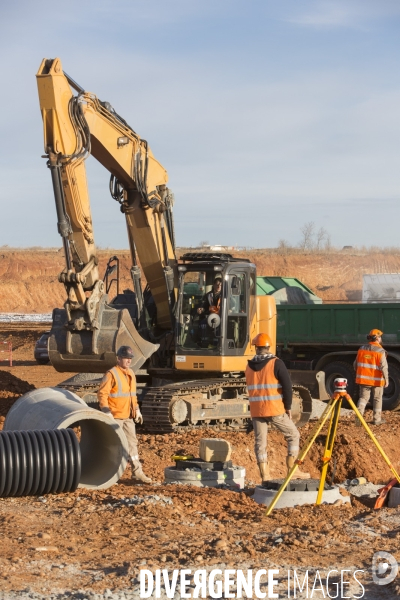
[342,481,384,499]
[110,495,173,508]
[0,313,52,323]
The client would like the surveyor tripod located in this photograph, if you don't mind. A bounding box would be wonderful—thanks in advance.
[265,386,400,516]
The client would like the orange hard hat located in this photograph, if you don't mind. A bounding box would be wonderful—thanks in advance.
[369,329,383,337]
[252,332,272,347]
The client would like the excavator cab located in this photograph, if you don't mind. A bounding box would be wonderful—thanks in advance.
[175,254,258,373]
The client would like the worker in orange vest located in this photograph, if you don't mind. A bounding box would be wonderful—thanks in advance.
[245,333,310,483]
[354,329,388,426]
[98,345,151,483]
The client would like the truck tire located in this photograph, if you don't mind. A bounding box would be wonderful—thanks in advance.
[323,361,356,403]
[383,364,400,411]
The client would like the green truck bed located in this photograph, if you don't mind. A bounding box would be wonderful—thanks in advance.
[276,303,400,346]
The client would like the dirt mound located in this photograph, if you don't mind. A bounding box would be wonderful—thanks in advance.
[248,248,400,302]
[0,370,36,395]
[305,413,400,484]
[0,370,35,425]
[136,414,400,486]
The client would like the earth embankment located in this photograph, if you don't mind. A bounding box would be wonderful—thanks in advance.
[2,247,400,312]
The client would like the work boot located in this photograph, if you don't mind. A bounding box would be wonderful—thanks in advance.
[130,460,152,484]
[286,456,310,479]
[258,462,270,484]
[373,418,386,426]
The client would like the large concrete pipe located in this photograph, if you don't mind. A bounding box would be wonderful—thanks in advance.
[4,388,129,490]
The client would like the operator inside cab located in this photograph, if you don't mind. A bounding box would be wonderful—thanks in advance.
[196,276,222,348]
[197,276,222,316]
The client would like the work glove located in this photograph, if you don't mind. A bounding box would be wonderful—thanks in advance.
[101,406,115,420]
[134,407,144,425]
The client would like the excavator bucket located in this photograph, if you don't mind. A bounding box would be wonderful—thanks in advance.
[48,304,159,373]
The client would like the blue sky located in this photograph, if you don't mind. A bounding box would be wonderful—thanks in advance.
[1,0,400,249]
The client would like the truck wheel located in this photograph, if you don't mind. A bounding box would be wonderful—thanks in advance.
[383,364,400,411]
[324,361,356,403]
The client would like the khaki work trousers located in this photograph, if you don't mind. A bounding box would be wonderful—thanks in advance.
[252,413,300,463]
[115,418,139,461]
[357,385,384,422]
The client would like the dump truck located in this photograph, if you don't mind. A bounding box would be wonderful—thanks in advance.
[257,276,400,411]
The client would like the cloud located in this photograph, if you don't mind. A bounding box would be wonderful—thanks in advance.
[286,0,400,29]
[287,3,354,28]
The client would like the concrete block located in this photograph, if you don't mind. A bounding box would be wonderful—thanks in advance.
[253,481,351,508]
[164,465,244,488]
[199,438,232,462]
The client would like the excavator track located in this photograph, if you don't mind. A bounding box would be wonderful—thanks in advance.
[140,378,247,433]
[140,378,313,433]
[56,375,313,434]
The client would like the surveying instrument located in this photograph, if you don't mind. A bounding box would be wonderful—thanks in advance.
[265,378,400,515]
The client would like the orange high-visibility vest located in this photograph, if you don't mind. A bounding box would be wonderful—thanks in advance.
[101,366,137,419]
[355,343,385,387]
[245,358,285,418]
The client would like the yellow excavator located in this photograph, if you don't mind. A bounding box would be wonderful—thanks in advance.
[36,57,315,432]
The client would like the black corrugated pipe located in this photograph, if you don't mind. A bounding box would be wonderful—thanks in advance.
[0,429,81,497]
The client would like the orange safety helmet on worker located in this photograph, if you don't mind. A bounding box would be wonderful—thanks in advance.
[355,329,386,387]
[245,332,286,418]
[251,332,273,348]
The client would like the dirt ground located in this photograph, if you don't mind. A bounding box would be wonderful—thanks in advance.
[0,328,400,597]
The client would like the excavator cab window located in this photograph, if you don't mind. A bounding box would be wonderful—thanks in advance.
[178,270,222,351]
[225,272,248,351]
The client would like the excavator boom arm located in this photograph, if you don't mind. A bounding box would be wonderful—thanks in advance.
[36,57,177,332]
[36,57,179,372]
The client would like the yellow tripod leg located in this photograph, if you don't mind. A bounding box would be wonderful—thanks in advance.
[265,397,338,516]
[347,397,400,483]
[316,398,342,504]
